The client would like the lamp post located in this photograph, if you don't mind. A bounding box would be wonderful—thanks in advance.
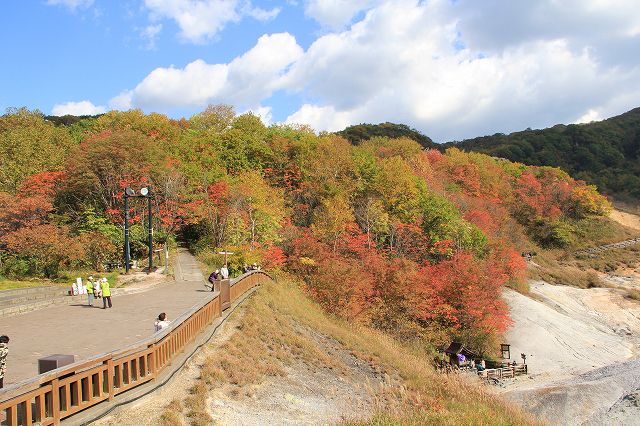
[123,187,153,274]
[124,188,134,273]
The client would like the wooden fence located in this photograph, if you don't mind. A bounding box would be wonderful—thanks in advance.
[480,364,528,380]
[0,270,271,426]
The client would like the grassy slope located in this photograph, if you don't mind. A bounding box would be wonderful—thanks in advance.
[166,275,540,426]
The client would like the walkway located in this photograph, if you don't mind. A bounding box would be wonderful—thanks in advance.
[0,248,212,385]
[574,237,640,256]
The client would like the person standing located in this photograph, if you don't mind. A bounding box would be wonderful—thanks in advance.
[0,335,9,389]
[220,265,229,279]
[101,278,112,309]
[154,313,170,332]
[93,276,102,299]
[86,277,94,307]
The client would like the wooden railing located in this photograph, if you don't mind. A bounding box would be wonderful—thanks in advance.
[480,364,528,380]
[0,270,272,426]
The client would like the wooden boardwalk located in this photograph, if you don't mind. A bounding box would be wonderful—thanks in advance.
[574,237,640,256]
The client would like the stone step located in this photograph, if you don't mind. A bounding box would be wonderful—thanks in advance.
[0,293,89,318]
[0,285,153,319]
[0,289,71,306]
[0,285,67,299]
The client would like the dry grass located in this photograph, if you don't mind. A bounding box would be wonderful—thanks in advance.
[506,278,530,294]
[174,275,540,425]
[529,251,605,288]
[184,382,212,426]
[231,277,540,425]
[575,246,640,273]
[159,399,183,426]
[199,286,344,390]
[625,288,640,301]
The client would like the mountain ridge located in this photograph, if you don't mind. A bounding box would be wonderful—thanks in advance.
[337,107,640,203]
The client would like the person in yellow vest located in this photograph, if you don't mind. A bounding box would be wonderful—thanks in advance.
[101,277,112,309]
[86,277,94,307]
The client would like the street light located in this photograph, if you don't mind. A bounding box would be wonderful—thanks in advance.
[123,187,153,274]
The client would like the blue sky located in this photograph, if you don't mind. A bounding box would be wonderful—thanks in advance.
[2,0,640,141]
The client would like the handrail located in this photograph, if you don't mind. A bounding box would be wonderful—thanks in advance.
[0,269,272,425]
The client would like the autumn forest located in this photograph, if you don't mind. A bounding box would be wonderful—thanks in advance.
[0,106,612,351]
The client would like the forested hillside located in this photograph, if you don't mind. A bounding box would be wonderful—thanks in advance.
[446,108,640,203]
[337,122,438,150]
[0,106,611,353]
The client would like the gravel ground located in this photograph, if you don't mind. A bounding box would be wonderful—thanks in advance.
[502,279,640,425]
[207,324,393,425]
[508,359,640,425]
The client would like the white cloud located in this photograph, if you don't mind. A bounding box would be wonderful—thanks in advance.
[286,104,351,131]
[284,0,640,140]
[304,0,377,29]
[118,0,640,141]
[575,109,602,124]
[127,33,303,110]
[109,91,133,110]
[242,4,281,21]
[46,0,94,10]
[51,101,106,116]
[140,24,163,50]
[144,0,280,43]
[245,106,273,125]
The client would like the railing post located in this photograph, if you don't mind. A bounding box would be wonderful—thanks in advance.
[107,358,115,401]
[149,344,156,380]
[51,378,60,425]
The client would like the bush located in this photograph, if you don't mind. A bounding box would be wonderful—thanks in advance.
[0,256,34,278]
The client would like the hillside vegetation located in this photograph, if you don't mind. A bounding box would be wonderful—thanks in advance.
[340,109,640,204]
[446,108,640,203]
[159,277,539,426]
[0,106,612,356]
[337,122,438,150]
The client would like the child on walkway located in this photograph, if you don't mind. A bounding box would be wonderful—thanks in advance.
[154,313,170,332]
[93,276,102,299]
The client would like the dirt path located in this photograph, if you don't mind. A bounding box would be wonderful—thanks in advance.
[610,209,640,231]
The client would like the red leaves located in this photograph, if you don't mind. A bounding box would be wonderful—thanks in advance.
[18,171,66,198]
[425,149,443,163]
[417,251,515,333]
[262,245,286,269]
[0,171,65,234]
[207,181,229,207]
[288,226,521,340]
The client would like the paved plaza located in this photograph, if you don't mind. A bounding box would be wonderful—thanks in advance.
[0,248,212,385]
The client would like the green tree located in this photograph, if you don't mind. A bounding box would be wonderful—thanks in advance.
[0,108,74,192]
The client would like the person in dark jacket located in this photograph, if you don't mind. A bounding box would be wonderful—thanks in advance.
[208,269,220,291]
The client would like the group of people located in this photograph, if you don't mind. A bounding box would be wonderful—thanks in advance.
[207,263,262,291]
[242,263,261,273]
[209,265,229,281]
[85,276,112,309]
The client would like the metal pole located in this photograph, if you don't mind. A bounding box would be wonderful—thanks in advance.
[147,190,153,274]
[124,194,130,273]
